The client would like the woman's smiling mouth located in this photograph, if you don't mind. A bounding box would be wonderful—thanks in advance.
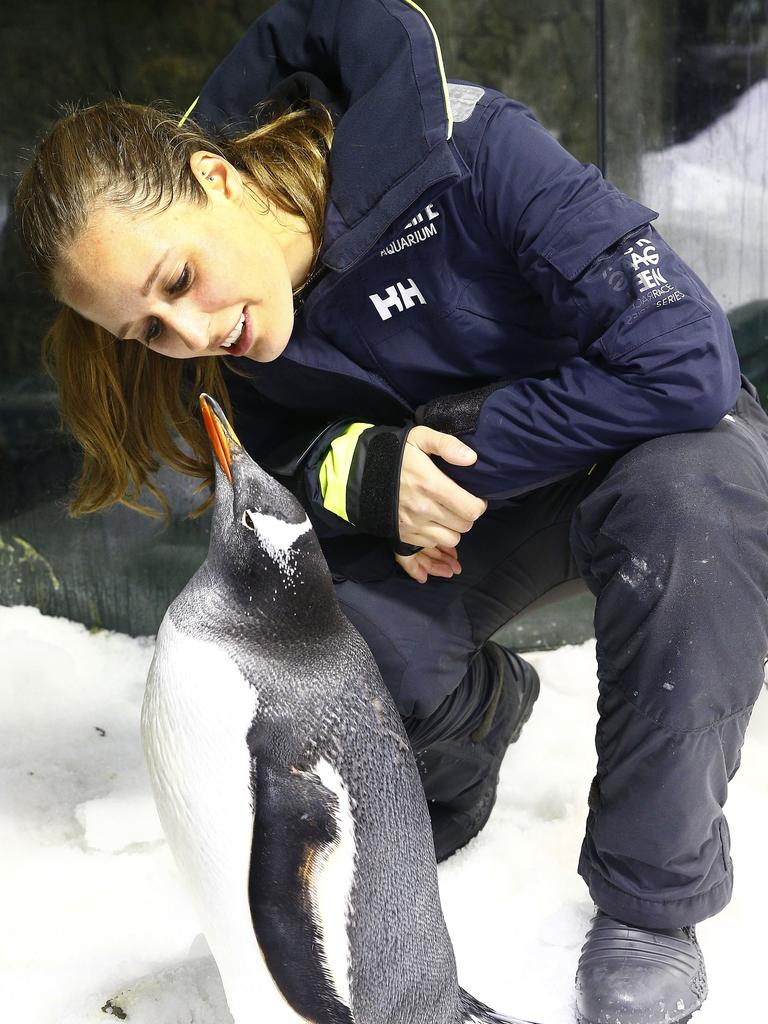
[219,306,253,357]
[220,310,245,349]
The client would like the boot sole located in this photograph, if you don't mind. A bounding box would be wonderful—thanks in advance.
[577,1012,699,1024]
[575,938,707,1024]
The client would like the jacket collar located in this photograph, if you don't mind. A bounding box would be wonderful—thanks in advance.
[184,0,463,272]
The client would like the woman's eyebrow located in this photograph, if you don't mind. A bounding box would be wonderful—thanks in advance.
[117,248,170,339]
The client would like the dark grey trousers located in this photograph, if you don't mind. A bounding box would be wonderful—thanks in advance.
[334,375,768,928]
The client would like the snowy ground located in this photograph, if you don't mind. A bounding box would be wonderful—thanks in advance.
[1,603,766,1024]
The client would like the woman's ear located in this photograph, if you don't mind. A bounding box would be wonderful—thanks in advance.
[189,150,243,201]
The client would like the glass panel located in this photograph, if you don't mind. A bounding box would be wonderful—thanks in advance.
[2,1,273,633]
[605,0,768,402]
[421,0,597,163]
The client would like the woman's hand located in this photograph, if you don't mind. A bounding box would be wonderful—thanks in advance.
[398,426,488,549]
[394,544,462,584]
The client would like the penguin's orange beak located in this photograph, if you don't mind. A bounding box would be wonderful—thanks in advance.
[200,393,242,485]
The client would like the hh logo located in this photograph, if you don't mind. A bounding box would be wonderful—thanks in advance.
[402,203,440,230]
[368,278,426,321]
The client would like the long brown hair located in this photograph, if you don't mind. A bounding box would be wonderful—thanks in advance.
[14,96,334,518]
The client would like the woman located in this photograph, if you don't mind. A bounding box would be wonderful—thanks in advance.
[14,1,768,1021]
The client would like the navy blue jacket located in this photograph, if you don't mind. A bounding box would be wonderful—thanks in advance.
[190,0,742,580]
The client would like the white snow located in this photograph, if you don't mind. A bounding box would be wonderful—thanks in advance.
[0,604,766,1024]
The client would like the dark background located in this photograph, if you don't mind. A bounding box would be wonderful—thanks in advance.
[2,0,767,639]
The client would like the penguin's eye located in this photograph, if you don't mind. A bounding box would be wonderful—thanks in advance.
[242,510,257,532]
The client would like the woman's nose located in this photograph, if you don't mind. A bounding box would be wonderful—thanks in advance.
[164,304,210,352]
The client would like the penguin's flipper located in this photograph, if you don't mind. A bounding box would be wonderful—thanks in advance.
[461,987,543,1024]
[249,758,355,1024]
[484,1014,543,1024]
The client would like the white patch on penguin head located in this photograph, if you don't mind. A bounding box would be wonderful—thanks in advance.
[241,509,312,575]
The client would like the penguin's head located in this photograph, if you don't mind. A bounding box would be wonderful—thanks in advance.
[199,393,324,590]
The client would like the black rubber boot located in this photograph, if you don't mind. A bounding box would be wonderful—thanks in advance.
[575,910,708,1024]
[407,642,540,863]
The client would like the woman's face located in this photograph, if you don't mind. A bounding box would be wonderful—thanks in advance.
[55,153,314,362]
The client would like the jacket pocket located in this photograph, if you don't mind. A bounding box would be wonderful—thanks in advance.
[537,191,658,282]
[718,816,733,875]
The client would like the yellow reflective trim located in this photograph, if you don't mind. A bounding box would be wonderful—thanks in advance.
[587,463,598,476]
[319,422,374,522]
[401,0,453,141]
[177,96,200,128]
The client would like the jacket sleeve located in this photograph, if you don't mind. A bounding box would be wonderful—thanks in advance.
[414,98,742,500]
[305,421,420,554]
[222,365,418,551]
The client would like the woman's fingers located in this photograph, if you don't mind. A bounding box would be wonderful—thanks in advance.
[403,447,487,523]
[428,471,488,524]
[433,544,461,573]
[407,424,477,461]
[402,495,477,536]
[394,545,463,583]
[398,521,464,549]
[399,431,488,546]
[406,426,488,514]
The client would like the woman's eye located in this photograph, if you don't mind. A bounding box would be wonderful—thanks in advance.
[144,319,161,344]
[143,265,191,344]
[170,265,191,294]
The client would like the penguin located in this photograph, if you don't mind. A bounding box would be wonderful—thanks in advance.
[141,393,540,1024]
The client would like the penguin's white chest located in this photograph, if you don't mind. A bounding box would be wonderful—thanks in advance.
[141,614,357,1024]
[141,615,292,1021]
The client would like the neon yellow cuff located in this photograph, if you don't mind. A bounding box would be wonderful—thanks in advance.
[319,422,374,522]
